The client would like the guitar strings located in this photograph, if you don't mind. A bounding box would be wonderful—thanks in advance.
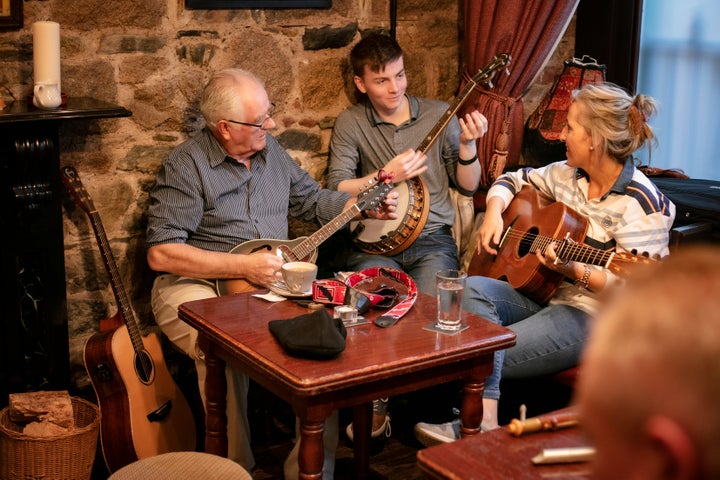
[501,228,648,266]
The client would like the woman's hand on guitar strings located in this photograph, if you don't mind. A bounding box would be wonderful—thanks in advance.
[477,198,506,255]
[538,242,576,278]
[383,148,427,183]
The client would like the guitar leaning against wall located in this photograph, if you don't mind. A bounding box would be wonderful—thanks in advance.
[61,166,196,473]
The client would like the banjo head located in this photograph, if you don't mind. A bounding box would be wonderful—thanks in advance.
[349,177,429,256]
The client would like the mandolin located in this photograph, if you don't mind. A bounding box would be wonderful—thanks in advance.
[467,185,657,304]
[216,174,395,296]
[61,165,196,473]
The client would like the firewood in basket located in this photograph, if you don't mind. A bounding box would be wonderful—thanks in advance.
[22,419,71,437]
[8,390,74,428]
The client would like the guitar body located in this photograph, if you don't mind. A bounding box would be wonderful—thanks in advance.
[467,186,588,304]
[84,321,196,473]
[216,237,317,295]
[62,165,198,473]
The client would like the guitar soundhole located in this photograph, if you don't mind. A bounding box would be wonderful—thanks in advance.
[134,350,155,385]
[517,227,539,258]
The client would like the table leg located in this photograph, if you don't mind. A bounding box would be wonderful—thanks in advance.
[298,412,326,480]
[459,360,492,438]
[203,342,228,457]
[352,402,373,479]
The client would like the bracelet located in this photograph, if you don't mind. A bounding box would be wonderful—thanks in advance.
[575,265,591,290]
[458,154,478,166]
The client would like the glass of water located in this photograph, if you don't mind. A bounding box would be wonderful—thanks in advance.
[436,269,467,331]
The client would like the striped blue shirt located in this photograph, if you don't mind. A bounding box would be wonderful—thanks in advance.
[146,128,351,253]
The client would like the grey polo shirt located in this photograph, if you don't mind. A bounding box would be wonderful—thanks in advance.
[327,95,476,233]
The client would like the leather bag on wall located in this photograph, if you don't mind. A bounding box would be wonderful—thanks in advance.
[523,56,606,167]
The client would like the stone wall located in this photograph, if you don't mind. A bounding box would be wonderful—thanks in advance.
[0,0,574,390]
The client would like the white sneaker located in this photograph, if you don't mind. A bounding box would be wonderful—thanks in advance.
[345,398,391,442]
[414,419,460,447]
[345,414,391,442]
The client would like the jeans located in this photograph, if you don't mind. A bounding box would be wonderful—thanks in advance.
[347,227,458,296]
[462,276,590,400]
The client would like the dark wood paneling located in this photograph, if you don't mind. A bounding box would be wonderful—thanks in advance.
[575,0,643,93]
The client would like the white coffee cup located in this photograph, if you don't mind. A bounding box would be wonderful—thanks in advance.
[33,82,62,109]
[281,261,318,294]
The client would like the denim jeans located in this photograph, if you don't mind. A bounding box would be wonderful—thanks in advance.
[462,276,590,400]
[346,227,459,296]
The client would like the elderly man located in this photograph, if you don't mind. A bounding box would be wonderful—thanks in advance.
[146,68,396,478]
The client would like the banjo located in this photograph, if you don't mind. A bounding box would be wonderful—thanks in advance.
[349,53,512,256]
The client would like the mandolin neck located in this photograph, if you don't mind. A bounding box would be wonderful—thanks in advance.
[288,205,360,261]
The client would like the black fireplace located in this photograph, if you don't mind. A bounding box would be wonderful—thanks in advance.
[0,97,131,407]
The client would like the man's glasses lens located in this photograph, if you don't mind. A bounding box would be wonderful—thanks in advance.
[227,103,275,129]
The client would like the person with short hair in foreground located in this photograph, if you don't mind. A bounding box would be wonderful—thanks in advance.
[576,245,720,480]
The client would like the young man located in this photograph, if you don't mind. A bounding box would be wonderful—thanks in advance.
[326,32,488,440]
[146,68,397,479]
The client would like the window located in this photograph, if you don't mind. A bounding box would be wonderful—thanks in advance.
[636,0,720,180]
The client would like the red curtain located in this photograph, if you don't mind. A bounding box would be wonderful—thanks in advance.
[460,0,579,199]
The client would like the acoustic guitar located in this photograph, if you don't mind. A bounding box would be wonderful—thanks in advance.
[467,185,656,304]
[216,174,395,296]
[61,166,196,473]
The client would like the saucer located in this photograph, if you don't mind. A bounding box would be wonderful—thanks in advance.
[269,281,312,298]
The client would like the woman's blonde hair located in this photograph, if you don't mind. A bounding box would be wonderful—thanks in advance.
[571,83,658,162]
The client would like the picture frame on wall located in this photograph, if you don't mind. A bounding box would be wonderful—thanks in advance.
[186,0,331,8]
[0,0,23,31]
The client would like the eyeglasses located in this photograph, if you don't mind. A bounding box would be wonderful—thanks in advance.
[226,103,276,130]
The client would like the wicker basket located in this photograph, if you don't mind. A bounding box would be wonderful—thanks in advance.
[0,396,100,480]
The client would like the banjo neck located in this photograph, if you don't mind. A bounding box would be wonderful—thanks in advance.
[417,53,511,154]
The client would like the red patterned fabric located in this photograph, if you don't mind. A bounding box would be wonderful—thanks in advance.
[459,0,580,199]
[523,57,606,166]
[528,58,606,141]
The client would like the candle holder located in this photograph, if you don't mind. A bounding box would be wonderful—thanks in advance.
[25,92,68,109]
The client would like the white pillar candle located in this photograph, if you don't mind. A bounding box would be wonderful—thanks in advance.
[32,21,61,90]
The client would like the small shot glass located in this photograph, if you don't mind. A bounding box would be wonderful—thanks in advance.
[333,305,359,325]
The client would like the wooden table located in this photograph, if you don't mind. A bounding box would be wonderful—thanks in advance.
[417,407,592,479]
[178,291,515,479]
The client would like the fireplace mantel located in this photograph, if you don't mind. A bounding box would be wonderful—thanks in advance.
[0,97,131,406]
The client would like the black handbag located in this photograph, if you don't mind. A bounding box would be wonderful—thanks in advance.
[268,308,347,359]
[523,56,606,167]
